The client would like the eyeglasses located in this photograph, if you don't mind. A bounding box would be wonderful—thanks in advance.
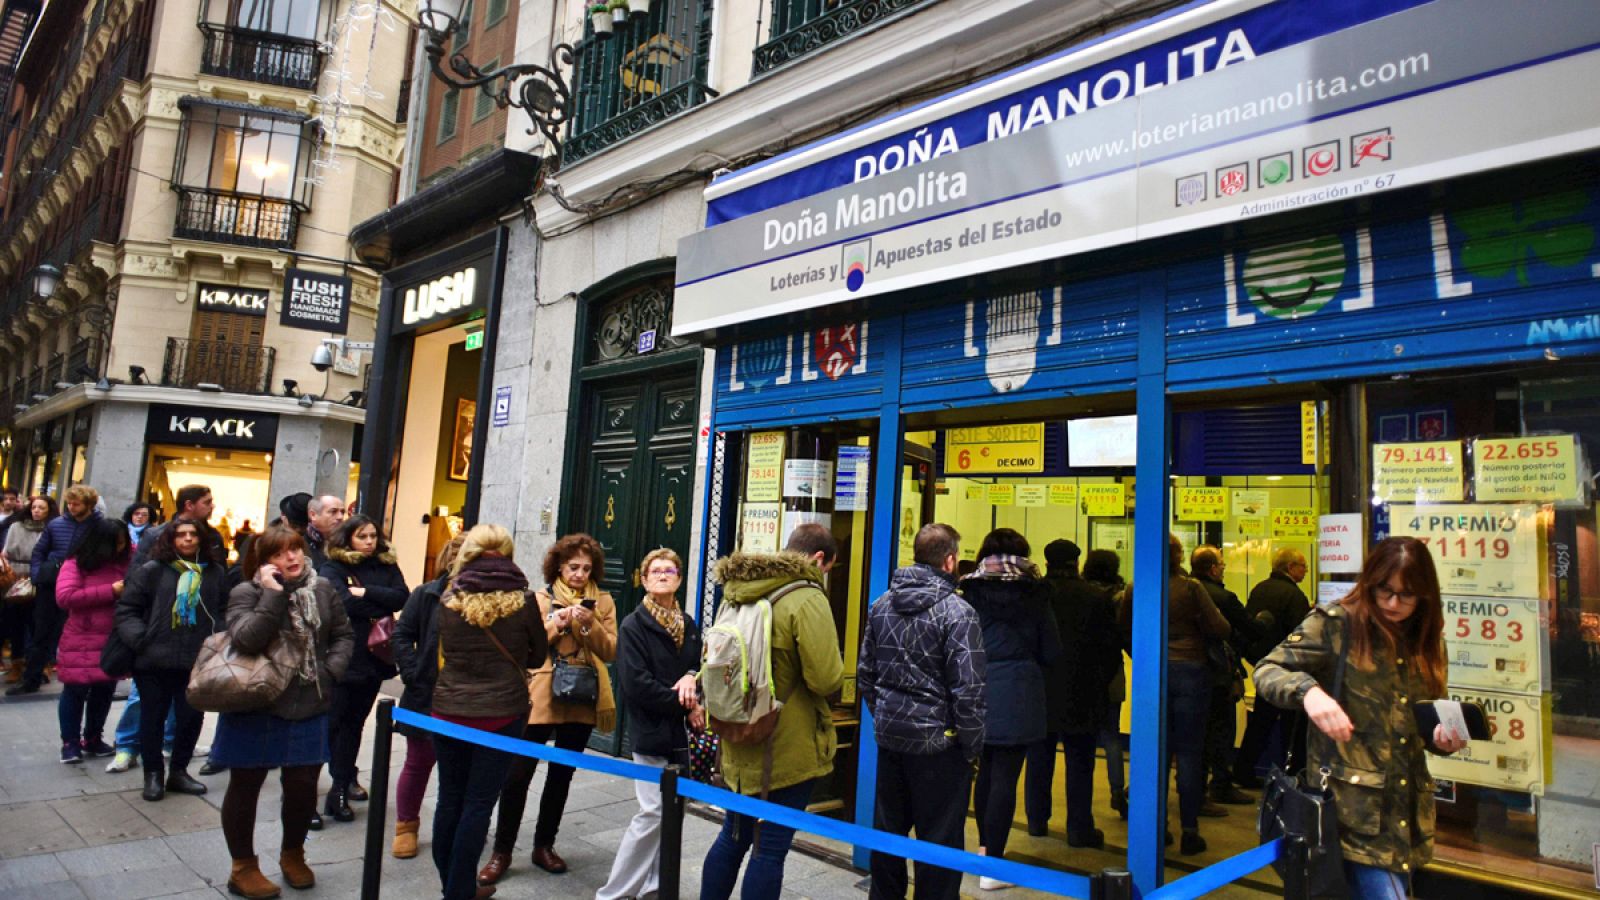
[648,567,680,577]
[1373,585,1419,606]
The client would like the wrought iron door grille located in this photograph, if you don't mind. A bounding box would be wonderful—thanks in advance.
[199,24,325,89]
[161,337,277,395]
[752,0,934,75]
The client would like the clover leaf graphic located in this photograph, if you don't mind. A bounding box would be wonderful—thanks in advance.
[1455,190,1595,286]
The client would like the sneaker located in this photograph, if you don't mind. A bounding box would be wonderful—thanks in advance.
[81,739,115,758]
[193,744,210,758]
[978,877,1012,891]
[1198,800,1229,818]
[105,750,138,773]
[60,742,83,764]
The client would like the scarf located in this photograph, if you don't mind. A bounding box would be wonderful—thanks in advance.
[966,554,1040,581]
[643,595,685,649]
[451,555,530,594]
[549,578,616,732]
[284,574,323,692]
[169,560,205,627]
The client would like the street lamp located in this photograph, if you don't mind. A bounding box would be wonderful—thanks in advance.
[416,0,574,165]
[27,263,118,384]
[31,263,62,301]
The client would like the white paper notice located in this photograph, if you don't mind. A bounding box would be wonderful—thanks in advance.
[1433,700,1471,743]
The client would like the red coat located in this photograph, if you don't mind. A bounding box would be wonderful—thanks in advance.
[55,557,126,685]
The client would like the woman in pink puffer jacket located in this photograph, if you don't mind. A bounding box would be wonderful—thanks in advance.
[54,517,131,765]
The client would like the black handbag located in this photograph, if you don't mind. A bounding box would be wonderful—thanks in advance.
[99,630,136,679]
[1258,627,1351,900]
[550,652,599,704]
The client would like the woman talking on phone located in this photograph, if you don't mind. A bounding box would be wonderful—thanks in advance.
[1253,537,1468,899]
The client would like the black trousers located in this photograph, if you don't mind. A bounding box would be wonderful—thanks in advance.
[870,745,972,900]
[1234,696,1306,781]
[973,744,1028,860]
[2,598,32,663]
[135,669,203,775]
[1025,731,1098,835]
[1204,683,1240,788]
[22,588,62,684]
[328,677,384,786]
[492,721,593,852]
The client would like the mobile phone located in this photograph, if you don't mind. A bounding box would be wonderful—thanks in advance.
[581,598,597,610]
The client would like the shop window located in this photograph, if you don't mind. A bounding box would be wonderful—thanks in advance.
[197,0,328,89]
[171,99,318,248]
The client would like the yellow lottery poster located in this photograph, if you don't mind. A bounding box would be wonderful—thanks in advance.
[1235,516,1266,538]
[965,484,986,501]
[944,424,1045,475]
[1176,487,1226,522]
[745,432,786,502]
[1081,483,1126,516]
[1472,435,1581,503]
[1442,596,1543,695]
[1048,483,1078,506]
[1389,504,1540,597]
[986,484,1015,506]
[1015,485,1047,507]
[1373,441,1465,503]
[1271,507,1317,539]
[1424,688,1547,795]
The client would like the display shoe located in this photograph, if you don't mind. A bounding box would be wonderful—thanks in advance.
[278,847,315,890]
[323,786,354,822]
[1180,830,1207,856]
[531,845,568,874]
[167,770,208,795]
[1065,828,1105,849]
[227,856,282,899]
[392,820,420,859]
[477,851,512,885]
[347,780,368,802]
[143,769,166,802]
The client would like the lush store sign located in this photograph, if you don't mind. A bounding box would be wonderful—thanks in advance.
[282,268,352,334]
[392,253,492,335]
[674,0,1600,334]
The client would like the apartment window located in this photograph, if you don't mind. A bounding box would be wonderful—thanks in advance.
[753,0,934,75]
[474,60,499,121]
[171,98,317,248]
[439,89,460,142]
[486,0,507,27]
[452,0,472,52]
[198,0,328,88]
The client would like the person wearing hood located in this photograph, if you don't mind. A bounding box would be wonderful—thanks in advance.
[858,523,985,900]
[213,525,353,898]
[54,517,131,764]
[963,528,1062,889]
[317,514,409,822]
[12,485,105,696]
[429,523,548,900]
[2,494,55,684]
[479,532,618,885]
[700,524,845,900]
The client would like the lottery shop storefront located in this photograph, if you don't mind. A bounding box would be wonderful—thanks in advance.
[672,0,1600,894]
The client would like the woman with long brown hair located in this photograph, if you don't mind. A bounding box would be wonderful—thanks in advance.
[1254,537,1468,898]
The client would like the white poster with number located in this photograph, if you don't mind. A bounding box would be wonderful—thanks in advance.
[1443,596,1544,694]
[740,503,782,552]
[1388,504,1541,598]
[1424,688,1546,795]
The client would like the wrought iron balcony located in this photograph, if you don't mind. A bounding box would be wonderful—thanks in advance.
[161,337,276,395]
[65,338,103,382]
[199,24,324,90]
[173,185,303,249]
[752,0,935,75]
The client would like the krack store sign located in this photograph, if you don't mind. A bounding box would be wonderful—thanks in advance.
[146,404,279,452]
[198,283,269,316]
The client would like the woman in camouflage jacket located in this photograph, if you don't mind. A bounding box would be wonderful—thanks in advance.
[1253,537,1468,899]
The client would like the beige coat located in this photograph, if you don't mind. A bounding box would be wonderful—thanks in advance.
[527,588,618,726]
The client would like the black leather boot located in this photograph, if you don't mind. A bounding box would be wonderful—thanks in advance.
[323,784,354,822]
[166,769,208,795]
[142,768,166,802]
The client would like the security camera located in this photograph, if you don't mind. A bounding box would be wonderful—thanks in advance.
[310,342,335,372]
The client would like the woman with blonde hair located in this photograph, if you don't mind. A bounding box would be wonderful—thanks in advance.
[429,523,547,900]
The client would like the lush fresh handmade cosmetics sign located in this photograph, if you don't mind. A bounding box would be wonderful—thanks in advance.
[673,0,1600,335]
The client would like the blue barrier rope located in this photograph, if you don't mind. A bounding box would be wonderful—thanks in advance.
[1146,840,1281,900]
[392,708,664,783]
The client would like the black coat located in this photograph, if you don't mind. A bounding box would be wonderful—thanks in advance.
[115,559,227,672]
[962,576,1062,747]
[393,574,447,731]
[1042,572,1121,734]
[617,604,702,758]
[1243,571,1311,664]
[318,549,409,683]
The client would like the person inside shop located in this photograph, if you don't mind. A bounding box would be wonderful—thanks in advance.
[478,533,618,886]
[700,523,844,900]
[131,485,223,570]
[11,484,105,696]
[1253,537,1467,897]
[964,527,1062,889]
[1189,545,1264,809]
[213,524,353,899]
[1027,538,1121,849]
[1080,548,1128,817]
[53,516,130,764]
[318,514,410,822]
[430,523,548,900]
[390,533,467,860]
[2,494,55,686]
[858,523,985,900]
[597,548,704,900]
[1233,547,1312,788]
[305,494,347,569]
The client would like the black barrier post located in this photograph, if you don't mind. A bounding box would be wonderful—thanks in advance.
[1098,868,1132,900]
[659,764,686,900]
[360,698,396,900]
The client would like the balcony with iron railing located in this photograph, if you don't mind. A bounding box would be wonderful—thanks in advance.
[172,186,303,249]
[198,24,324,90]
[161,337,276,394]
[64,337,103,382]
[564,0,717,164]
[751,0,935,75]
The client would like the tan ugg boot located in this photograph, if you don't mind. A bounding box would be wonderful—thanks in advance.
[278,847,315,890]
[227,857,282,899]
[392,819,420,859]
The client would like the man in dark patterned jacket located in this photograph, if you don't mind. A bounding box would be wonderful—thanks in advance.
[858,523,986,900]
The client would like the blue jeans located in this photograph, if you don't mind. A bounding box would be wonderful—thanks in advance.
[113,680,177,752]
[1166,661,1210,830]
[59,682,114,745]
[1344,861,1408,898]
[700,779,815,900]
[431,720,525,900]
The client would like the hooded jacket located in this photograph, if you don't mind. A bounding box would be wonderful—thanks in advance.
[858,563,986,759]
[226,574,354,720]
[319,546,409,682]
[394,573,449,724]
[115,558,227,673]
[1042,571,1122,734]
[711,552,844,795]
[617,602,702,758]
[962,574,1062,747]
[55,553,130,685]
[431,578,549,720]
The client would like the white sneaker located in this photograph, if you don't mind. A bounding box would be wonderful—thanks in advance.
[105,750,138,773]
[193,744,210,758]
[979,877,1012,891]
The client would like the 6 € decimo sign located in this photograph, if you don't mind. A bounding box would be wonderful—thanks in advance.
[1425,688,1548,795]
[944,424,1045,475]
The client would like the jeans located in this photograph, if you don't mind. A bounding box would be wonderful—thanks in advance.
[113,680,178,752]
[871,746,971,900]
[1204,682,1239,788]
[1024,731,1098,836]
[396,734,438,823]
[329,678,383,786]
[58,682,114,745]
[1166,662,1210,830]
[432,720,524,900]
[134,669,204,775]
[492,721,593,852]
[1344,862,1408,899]
[700,779,815,900]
